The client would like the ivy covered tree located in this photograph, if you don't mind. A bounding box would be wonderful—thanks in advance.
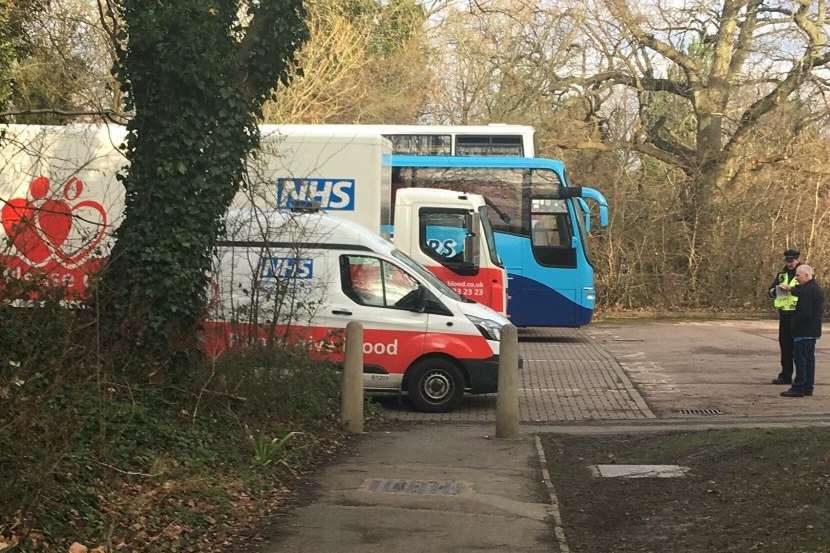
[100,0,307,369]
[0,2,12,112]
[0,0,49,113]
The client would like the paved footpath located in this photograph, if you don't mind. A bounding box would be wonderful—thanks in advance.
[262,325,661,553]
[266,425,555,553]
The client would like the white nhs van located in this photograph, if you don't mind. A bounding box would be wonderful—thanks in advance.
[206,208,509,412]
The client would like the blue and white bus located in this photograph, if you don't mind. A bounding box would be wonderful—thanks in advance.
[390,155,608,327]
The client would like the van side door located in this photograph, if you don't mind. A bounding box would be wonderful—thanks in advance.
[326,254,428,390]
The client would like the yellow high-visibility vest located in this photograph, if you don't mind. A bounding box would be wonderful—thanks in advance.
[773,274,799,311]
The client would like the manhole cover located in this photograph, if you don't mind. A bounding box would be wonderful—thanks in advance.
[361,479,468,495]
[678,408,723,416]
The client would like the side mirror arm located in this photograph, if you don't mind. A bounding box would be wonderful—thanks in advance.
[580,187,609,228]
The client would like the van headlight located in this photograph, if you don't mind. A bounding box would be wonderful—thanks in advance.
[467,315,502,341]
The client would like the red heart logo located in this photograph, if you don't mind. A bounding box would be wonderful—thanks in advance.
[1,198,52,264]
[2,176,109,268]
[52,200,108,267]
[37,199,73,249]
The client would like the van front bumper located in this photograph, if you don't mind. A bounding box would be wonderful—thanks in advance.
[463,355,524,394]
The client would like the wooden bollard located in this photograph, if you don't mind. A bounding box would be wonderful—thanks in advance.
[495,323,519,438]
[342,321,364,433]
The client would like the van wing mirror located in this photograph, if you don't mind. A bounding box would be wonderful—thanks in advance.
[463,211,481,268]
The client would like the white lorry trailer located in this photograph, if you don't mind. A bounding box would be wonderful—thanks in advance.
[0,124,506,312]
[265,125,507,314]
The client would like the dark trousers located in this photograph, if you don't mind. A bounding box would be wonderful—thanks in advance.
[793,339,817,392]
[778,311,795,381]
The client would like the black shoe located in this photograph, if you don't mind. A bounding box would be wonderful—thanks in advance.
[771,377,792,385]
[781,388,805,397]
[805,390,814,396]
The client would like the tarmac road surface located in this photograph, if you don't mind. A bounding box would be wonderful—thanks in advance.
[589,319,830,418]
[380,319,829,422]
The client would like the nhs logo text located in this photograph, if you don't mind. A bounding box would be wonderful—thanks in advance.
[276,178,355,211]
[261,257,314,280]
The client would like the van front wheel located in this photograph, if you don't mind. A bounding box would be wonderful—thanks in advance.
[407,359,465,412]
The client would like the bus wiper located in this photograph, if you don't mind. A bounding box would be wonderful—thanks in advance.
[484,196,511,223]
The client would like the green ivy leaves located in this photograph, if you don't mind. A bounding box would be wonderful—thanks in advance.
[100,0,308,368]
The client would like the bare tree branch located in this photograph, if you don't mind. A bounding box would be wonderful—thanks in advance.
[728,0,762,76]
[710,0,745,86]
[724,0,830,158]
[550,135,691,169]
[646,115,697,163]
[96,0,124,61]
[0,108,128,123]
[604,0,703,80]
[576,70,692,99]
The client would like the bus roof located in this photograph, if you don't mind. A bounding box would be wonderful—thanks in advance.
[259,125,391,145]
[390,155,565,175]
[266,123,534,136]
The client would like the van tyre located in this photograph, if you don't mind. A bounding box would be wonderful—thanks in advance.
[407,359,465,412]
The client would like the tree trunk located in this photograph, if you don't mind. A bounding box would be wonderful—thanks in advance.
[98,0,307,372]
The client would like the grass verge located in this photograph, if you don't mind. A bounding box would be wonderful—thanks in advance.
[542,428,830,553]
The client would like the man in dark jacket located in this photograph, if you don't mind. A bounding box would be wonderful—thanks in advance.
[780,264,824,397]
[768,249,801,384]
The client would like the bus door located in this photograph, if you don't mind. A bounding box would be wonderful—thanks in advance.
[526,195,578,326]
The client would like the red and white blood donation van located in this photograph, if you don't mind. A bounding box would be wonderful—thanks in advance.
[206,207,510,412]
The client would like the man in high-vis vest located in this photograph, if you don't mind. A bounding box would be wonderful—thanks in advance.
[768,248,801,384]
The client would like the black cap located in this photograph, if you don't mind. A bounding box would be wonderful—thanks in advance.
[784,249,800,260]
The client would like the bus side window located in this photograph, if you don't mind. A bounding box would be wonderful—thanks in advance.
[456,135,523,156]
[386,134,451,155]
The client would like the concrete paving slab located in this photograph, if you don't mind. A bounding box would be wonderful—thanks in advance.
[590,464,690,478]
